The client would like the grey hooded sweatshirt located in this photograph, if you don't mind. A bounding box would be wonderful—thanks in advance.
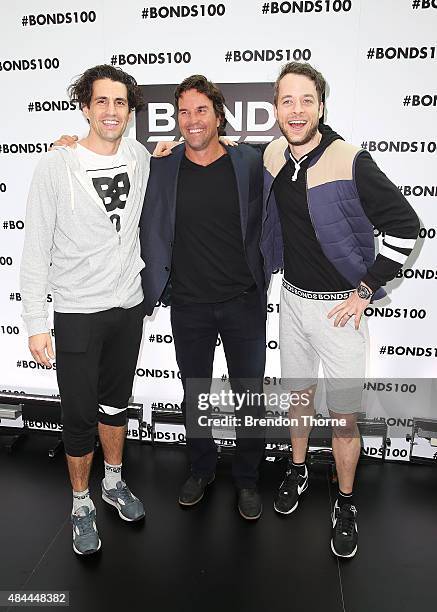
[20,138,150,337]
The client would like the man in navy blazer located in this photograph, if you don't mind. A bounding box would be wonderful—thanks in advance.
[140,75,267,519]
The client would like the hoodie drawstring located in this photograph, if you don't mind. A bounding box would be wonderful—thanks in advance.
[290,154,308,181]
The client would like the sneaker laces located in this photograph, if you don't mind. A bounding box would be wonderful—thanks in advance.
[115,481,135,504]
[74,510,94,535]
[279,467,300,494]
[336,505,356,537]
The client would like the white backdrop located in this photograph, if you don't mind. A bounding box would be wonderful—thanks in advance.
[1,0,436,459]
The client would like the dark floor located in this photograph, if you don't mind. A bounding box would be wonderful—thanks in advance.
[0,436,436,612]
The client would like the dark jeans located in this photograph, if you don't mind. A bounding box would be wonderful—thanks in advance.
[171,288,266,488]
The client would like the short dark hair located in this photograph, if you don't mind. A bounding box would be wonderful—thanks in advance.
[174,75,227,134]
[274,62,326,106]
[68,64,144,111]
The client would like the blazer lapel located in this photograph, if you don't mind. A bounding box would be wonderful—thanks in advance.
[227,145,249,243]
[166,143,186,229]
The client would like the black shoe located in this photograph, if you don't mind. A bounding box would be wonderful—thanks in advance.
[274,462,308,515]
[331,499,358,558]
[238,488,262,520]
[178,474,215,506]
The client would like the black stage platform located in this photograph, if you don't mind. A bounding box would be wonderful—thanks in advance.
[1,438,435,612]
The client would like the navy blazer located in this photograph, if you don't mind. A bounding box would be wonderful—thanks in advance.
[140,143,266,316]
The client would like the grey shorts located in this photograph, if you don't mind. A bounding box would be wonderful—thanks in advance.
[279,281,368,414]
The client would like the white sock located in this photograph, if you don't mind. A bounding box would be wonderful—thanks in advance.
[104,461,122,490]
[72,488,94,514]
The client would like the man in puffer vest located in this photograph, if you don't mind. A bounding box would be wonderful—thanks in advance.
[260,62,420,558]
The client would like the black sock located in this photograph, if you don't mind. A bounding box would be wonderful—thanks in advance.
[291,460,306,476]
[338,489,354,508]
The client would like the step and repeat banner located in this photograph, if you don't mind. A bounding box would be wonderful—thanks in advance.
[0,0,436,460]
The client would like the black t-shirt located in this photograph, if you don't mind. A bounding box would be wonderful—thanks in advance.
[171,153,254,304]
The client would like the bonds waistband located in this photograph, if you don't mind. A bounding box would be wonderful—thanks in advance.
[282,279,355,301]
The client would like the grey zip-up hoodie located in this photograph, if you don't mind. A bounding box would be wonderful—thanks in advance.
[20,138,150,337]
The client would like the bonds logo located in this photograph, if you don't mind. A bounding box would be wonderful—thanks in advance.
[136,83,282,152]
[92,172,130,231]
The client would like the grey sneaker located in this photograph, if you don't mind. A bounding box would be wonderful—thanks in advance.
[101,480,145,522]
[71,506,101,556]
